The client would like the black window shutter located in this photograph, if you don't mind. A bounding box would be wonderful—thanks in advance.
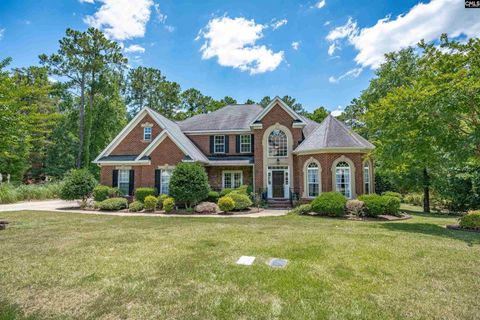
[154,169,161,195]
[209,136,214,153]
[225,135,229,153]
[128,170,135,196]
[112,170,118,188]
[250,134,254,153]
[236,135,240,153]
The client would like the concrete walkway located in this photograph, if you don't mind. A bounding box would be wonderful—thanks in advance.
[0,199,288,218]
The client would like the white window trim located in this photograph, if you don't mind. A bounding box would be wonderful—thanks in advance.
[303,158,321,198]
[331,155,356,199]
[143,127,152,141]
[214,135,226,154]
[160,169,173,195]
[222,170,243,189]
[239,134,252,153]
[363,160,372,194]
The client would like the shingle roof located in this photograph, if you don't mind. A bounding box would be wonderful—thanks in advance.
[294,114,374,152]
[178,104,264,131]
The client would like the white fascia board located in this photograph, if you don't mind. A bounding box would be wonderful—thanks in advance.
[135,131,168,160]
[292,123,307,128]
[293,148,372,155]
[207,161,254,166]
[95,160,151,166]
[249,96,306,126]
[183,129,252,135]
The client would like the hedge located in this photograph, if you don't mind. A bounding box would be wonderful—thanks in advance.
[98,197,128,211]
[459,211,480,228]
[218,196,235,212]
[228,192,253,210]
[311,192,346,217]
[163,197,175,213]
[135,188,156,203]
[129,201,144,212]
[358,194,401,217]
[144,195,158,211]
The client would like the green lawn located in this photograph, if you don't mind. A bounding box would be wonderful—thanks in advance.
[0,208,479,320]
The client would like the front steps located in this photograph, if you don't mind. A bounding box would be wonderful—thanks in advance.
[267,199,291,209]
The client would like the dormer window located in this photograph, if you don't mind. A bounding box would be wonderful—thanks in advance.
[214,135,225,153]
[143,127,152,141]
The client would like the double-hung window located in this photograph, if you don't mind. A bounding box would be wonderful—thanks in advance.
[363,162,371,194]
[214,135,225,153]
[307,162,320,197]
[223,171,242,189]
[118,170,130,196]
[240,135,251,153]
[143,127,152,141]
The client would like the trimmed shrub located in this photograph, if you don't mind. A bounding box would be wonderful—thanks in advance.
[382,191,401,199]
[108,187,122,198]
[157,194,169,209]
[358,194,384,217]
[383,196,401,216]
[233,185,248,195]
[163,197,175,213]
[98,197,128,211]
[218,196,235,212]
[93,185,111,202]
[228,192,253,210]
[459,211,480,228]
[346,199,365,216]
[219,188,233,197]
[290,204,312,215]
[144,195,158,211]
[169,163,209,208]
[129,201,144,212]
[60,169,97,207]
[311,192,346,217]
[207,191,219,203]
[403,193,423,206]
[135,188,156,203]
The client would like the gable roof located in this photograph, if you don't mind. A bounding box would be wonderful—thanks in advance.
[294,114,374,154]
[178,104,263,132]
[250,96,306,127]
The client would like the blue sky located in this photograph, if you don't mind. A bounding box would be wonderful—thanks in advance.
[1,0,479,114]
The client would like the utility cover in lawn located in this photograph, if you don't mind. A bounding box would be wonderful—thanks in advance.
[269,258,288,268]
[236,256,255,265]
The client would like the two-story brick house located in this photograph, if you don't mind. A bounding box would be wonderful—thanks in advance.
[93,97,375,201]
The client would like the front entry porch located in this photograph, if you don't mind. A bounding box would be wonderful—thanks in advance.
[267,166,290,199]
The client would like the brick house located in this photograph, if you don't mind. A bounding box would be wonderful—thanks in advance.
[93,97,375,201]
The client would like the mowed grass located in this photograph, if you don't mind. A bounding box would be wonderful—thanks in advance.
[0,209,479,320]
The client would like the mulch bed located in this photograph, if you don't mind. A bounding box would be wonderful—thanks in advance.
[344,213,412,222]
[168,207,263,216]
[446,224,480,233]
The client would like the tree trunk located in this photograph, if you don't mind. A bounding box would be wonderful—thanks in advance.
[423,168,430,213]
[83,71,95,169]
[76,77,85,168]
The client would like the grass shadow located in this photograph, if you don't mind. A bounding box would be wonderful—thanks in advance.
[379,222,480,246]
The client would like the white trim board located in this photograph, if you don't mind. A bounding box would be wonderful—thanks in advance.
[249,96,306,127]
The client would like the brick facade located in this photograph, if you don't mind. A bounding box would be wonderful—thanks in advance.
[187,134,254,156]
[205,166,253,191]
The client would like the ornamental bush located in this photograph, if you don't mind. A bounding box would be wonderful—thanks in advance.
[403,193,423,206]
[459,211,480,228]
[383,196,401,216]
[346,199,365,216]
[358,194,384,217]
[163,197,175,213]
[129,201,144,212]
[382,191,402,199]
[218,196,235,212]
[93,185,111,202]
[144,195,158,211]
[157,194,169,209]
[219,188,234,197]
[207,191,219,202]
[169,163,209,208]
[135,187,156,203]
[60,169,97,207]
[98,197,128,211]
[311,192,346,217]
[290,204,312,215]
[228,192,253,210]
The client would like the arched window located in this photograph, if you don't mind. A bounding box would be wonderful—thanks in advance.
[335,161,351,198]
[268,129,287,157]
[363,161,371,194]
[307,162,320,197]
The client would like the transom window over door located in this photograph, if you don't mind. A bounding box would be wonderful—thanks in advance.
[223,171,242,189]
[268,129,287,157]
[118,170,130,196]
[214,135,225,153]
[307,162,320,197]
[363,161,371,194]
[335,161,351,199]
[240,134,251,153]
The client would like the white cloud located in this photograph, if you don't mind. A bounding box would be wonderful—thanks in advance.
[164,25,175,32]
[124,44,145,53]
[271,18,288,30]
[314,0,326,9]
[154,3,167,23]
[331,109,344,117]
[326,0,480,69]
[327,43,337,56]
[324,21,331,26]
[328,67,363,83]
[84,0,153,40]
[291,41,300,50]
[79,0,95,3]
[0,29,4,40]
[197,16,284,75]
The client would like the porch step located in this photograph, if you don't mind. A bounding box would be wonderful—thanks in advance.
[267,199,292,209]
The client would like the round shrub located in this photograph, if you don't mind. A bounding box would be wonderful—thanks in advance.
[108,187,122,198]
[311,192,346,217]
[382,191,401,199]
[163,197,175,213]
[290,204,311,215]
[459,211,480,228]
[93,185,111,202]
[358,194,384,217]
[60,169,97,206]
[233,185,248,195]
[207,191,219,202]
[169,163,209,208]
[129,201,144,212]
[346,199,365,216]
[219,188,233,197]
[228,192,253,210]
[157,194,169,209]
[383,196,401,216]
[144,195,158,211]
[218,196,235,212]
[135,187,156,203]
[98,197,128,211]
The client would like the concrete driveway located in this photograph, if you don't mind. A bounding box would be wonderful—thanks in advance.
[0,199,288,218]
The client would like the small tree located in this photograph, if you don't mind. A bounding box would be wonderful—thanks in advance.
[60,168,97,207]
[169,162,209,208]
